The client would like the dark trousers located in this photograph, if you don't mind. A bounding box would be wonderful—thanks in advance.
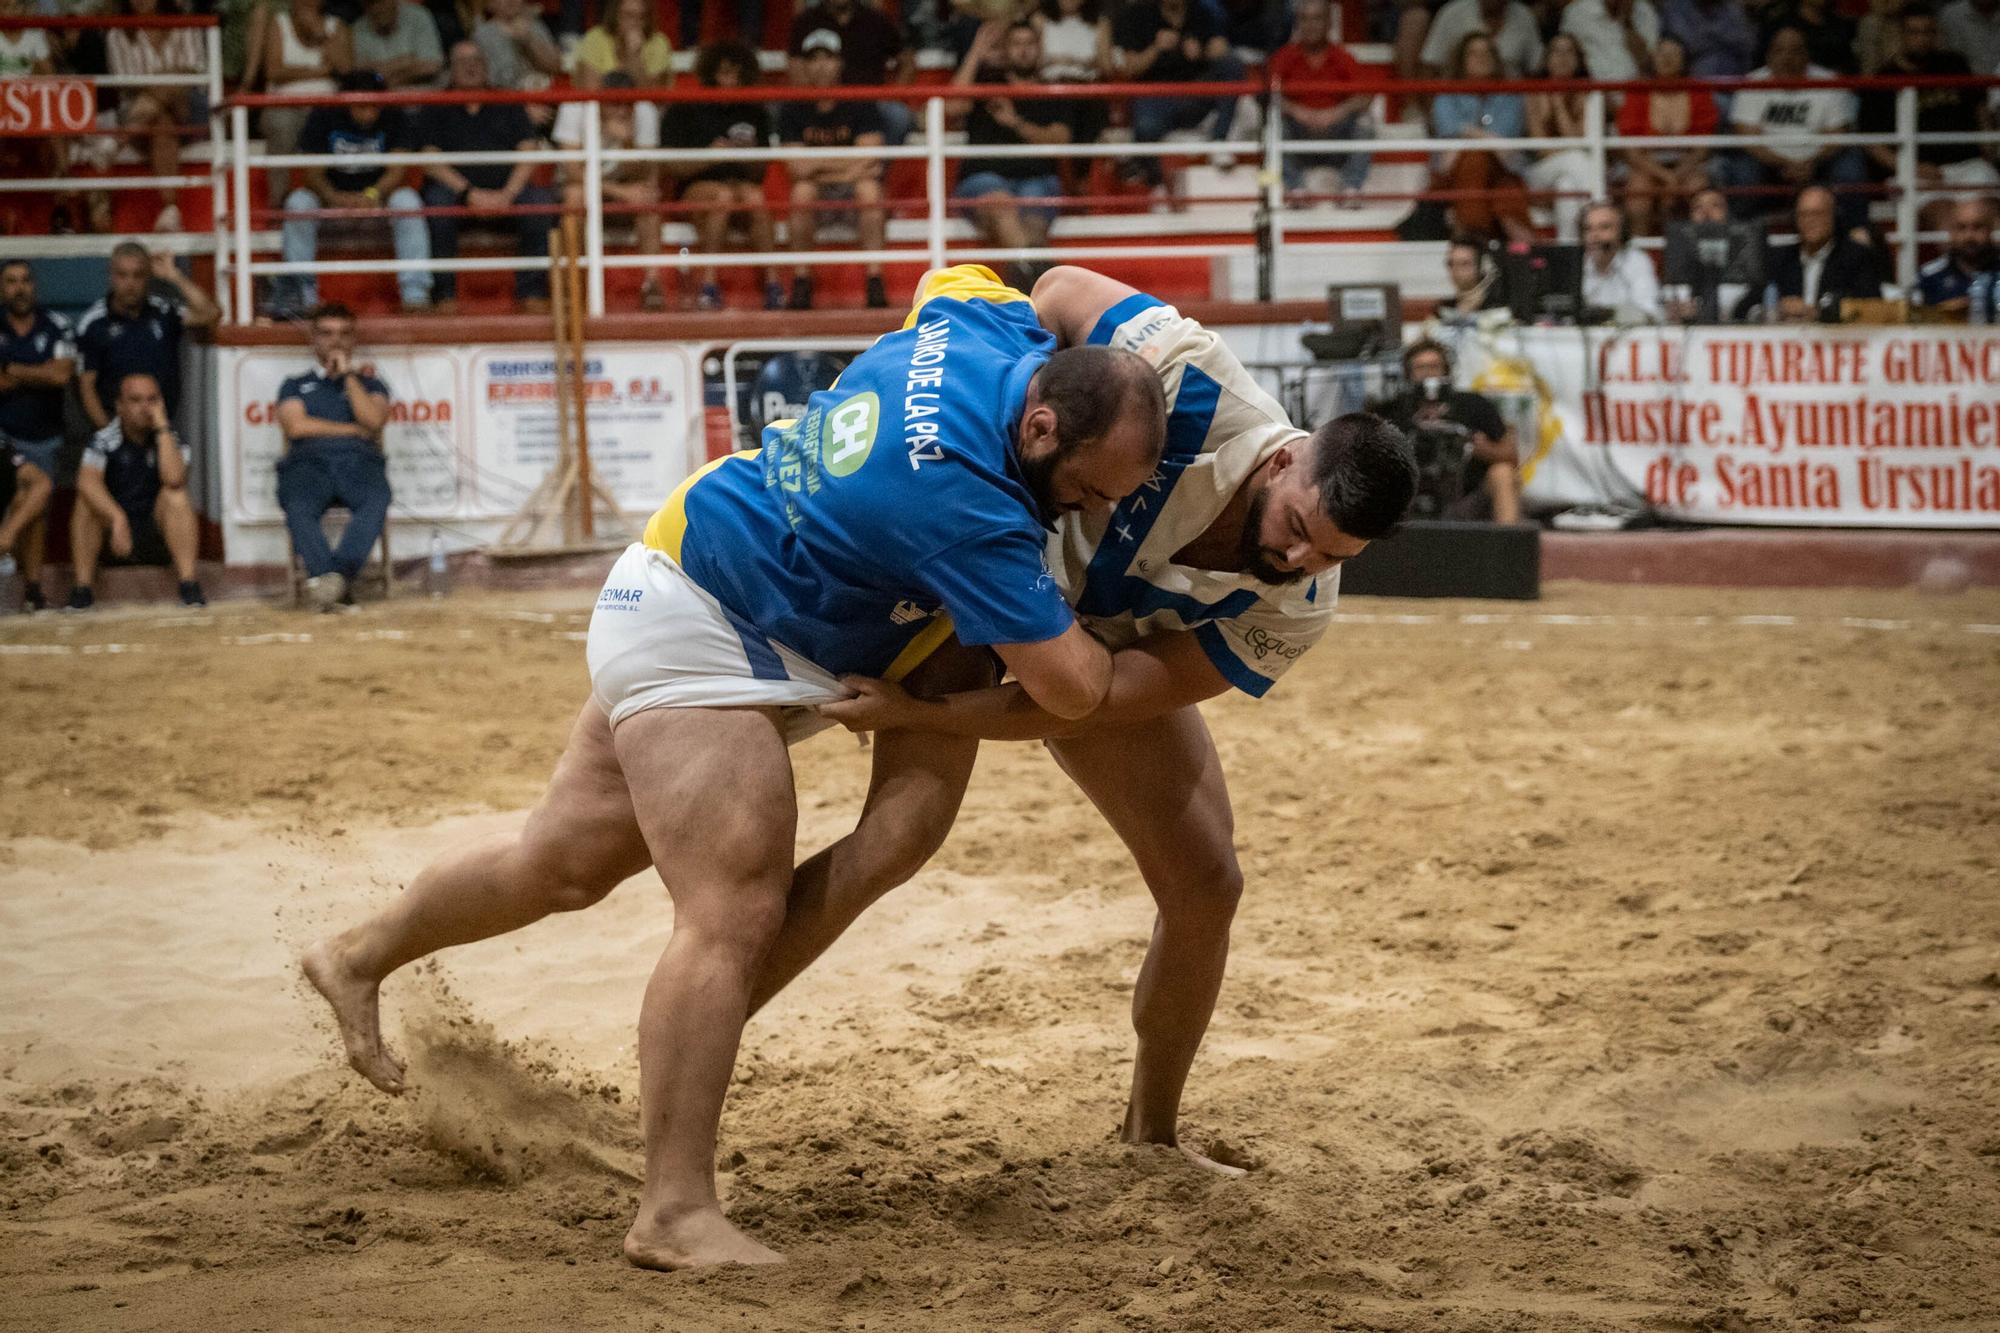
[1127,53,1249,184]
[278,439,392,580]
[1712,148,1871,233]
[420,180,557,302]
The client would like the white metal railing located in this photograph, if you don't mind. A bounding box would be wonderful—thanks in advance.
[218,75,2000,318]
[0,15,225,290]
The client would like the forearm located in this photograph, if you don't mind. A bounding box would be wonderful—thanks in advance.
[286,416,372,439]
[902,644,1218,740]
[502,161,536,199]
[168,270,219,325]
[80,376,108,428]
[77,476,123,523]
[3,358,73,388]
[155,435,188,489]
[345,382,390,432]
[425,162,471,193]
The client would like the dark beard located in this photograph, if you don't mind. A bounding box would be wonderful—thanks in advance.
[1017,444,1062,529]
[1237,486,1306,586]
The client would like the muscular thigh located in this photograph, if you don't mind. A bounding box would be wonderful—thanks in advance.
[611,704,798,934]
[517,700,655,890]
[1047,706,1238,896]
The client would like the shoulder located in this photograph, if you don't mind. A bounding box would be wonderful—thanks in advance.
[87,420,122,455]
[1919,255,1951,278]
[147,293,182,320]
[277,371,314,398]
[75,300,110,337]
[42,309,74,337]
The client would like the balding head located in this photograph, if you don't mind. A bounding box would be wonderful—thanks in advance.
[1795,186,1836,250]
[1017,346,1166,523]
[1950,197,1996,265]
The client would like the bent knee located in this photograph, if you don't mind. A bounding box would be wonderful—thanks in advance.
[1149,853,1245,925]
[515,846,625,912]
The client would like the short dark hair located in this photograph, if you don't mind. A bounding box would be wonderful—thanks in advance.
[1307,412,1418,539]
[696,38,760,86]
[1035,344,1166,462]
[1401,335,1452,379]
[1006,19,1038,38]
[110,240,150,267]
[0,258,29,278]
[1040,0,1101,19]
[310,301,356,325]
[1899,1,1935,21]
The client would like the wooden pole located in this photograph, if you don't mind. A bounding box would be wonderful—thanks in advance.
[565,212,596,541]
[547,221,576,546]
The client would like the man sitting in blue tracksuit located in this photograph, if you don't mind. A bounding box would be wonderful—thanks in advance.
[275,303,394,610]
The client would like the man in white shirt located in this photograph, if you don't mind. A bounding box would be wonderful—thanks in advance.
[1940,0,2000,73]
[1714,26,1870,231]
[1561,0,1660,80]
[1580,199,1664,321]
[1421,0,1545,74]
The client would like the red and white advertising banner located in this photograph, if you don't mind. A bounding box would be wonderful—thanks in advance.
[0,80,96,136]
[1458,326,2000,528]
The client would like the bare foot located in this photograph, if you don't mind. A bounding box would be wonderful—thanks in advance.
[623,1204,784,1271]
[301,937,406,1094]
[1122,1128,1251,1179]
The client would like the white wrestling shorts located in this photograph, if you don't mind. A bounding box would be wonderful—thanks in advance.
[586,542,848,744]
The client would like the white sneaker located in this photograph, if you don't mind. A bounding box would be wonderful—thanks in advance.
[304,571,348,611]
[153,203,183,233]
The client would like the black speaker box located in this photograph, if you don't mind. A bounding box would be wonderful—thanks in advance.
[1339,521,1541,600]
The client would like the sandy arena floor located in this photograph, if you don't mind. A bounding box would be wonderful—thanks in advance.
[1,582,1997,1332]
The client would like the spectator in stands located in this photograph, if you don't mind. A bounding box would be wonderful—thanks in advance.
[69,371,204,609]
[663,40,780,312]
[77,240,218,430]
[1660,0,1758,76]
[473,0,559,93]
[1939,0,2000,71]
[1713,27,1869,231]
[789,0,915,143]
[105,0,205,231]
[1271,0,1374,199]
[279,69,431,317]
[1561,0,1659,79]
[1619,34,1718,235]
[425,0,481,51]
[1749,184,1885,318]
[1580,198,1664,319]
[1374,337,1520,522]
[1431,33,1533,242]
[1764,0,1859,70]
[0,0,55,80]
[418,41,557,314]
[1915,196,2000,314]
[1689,183,1729,222]
[261,0,352,207]
[1420,0,1545,75]
[554,72,665,310]
[1439,232,1510,317]
[1035,0,1111,144]
[573,0,672,87]
[275,302,392,611]
[1859,3,1998,229]
[1113,0,1248,186]
[0,260,73,612]
[1038,0,1111,78]
[950,20,1073,291]
[1523,33,1595,241]
[781,28,889,311]
[351,0,445,88]
[1857,0,1905,68]
[0,447,53,605]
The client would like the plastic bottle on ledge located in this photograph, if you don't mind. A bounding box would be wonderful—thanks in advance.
[426,528,450,599]
[1762,281,1780,324]
[1970,273,1994,326]
[0,552,18,616]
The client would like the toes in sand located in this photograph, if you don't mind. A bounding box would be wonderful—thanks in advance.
[301,939,407,1095]
[623,1206,785,1272]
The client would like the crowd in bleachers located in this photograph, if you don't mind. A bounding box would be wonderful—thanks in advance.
[1,0,1997,312]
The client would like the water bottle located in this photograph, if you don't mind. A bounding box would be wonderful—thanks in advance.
[1762,281,1780,324]
[1970,272,1994,326]
[0,552,18,616]
[426,527,449,599]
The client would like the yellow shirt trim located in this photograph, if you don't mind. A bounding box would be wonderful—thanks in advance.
[899,264,1031,330]
[642,449,756,561]
[880,613,957,684]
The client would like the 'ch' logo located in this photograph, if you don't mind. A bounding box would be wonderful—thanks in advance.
[822,392,880,477]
